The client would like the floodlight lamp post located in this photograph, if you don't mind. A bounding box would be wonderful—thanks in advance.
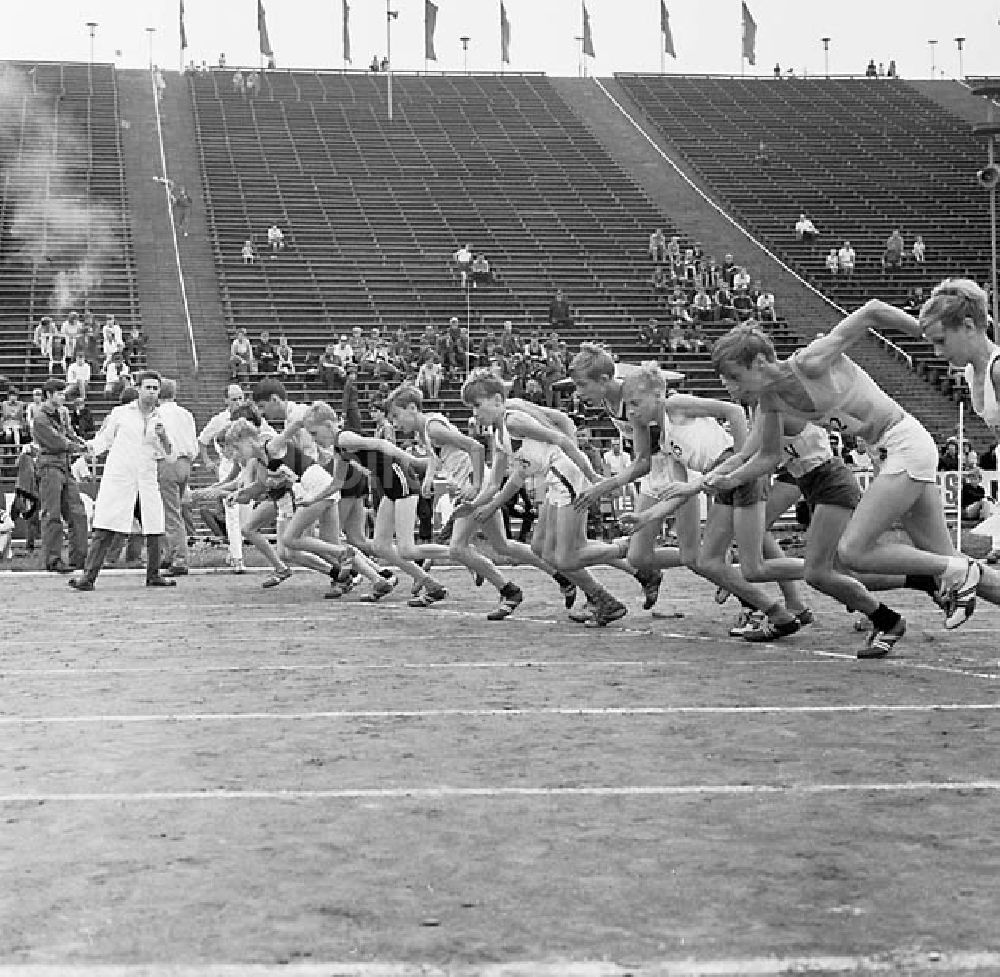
[928,40,937,77]
[460,36,470,75]
[821,37,831,78]
[86,22,98,64]
[574,35,584,78]
[145,27,156,69]
[955,37,966,79]
[386,1,398,122]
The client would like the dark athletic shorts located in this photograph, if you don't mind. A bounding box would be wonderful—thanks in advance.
[774,468,797,487]
[339,463,369,500]
[796,458,862,511]
[709,450,767,508]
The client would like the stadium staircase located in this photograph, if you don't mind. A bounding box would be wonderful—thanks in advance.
[612,74,996,447]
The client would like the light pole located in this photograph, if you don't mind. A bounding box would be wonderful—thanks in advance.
[86,21,98,63]
[928,39,937,77]
[821,37,830,78]
[955,37,966,78]
[574,35,584,77]
[145,26,156,69]
[386,0,398,122]
[460,36,470,75]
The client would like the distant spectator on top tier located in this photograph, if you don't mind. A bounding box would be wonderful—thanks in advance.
[865,59,877,78]
[452,243,473,288]
[246,72,260,98]
[795,213,818,245]
[912,235,926,264]
[256,331,278,375]
[470,253,491,288]
[887,60,897,78]
[267,224,285,255]
[242,239,256,264]
[232,71,245,97]
[648,228,667,263]
[549,290,574,330]
[825,248,840,276]
[838,241,856,277]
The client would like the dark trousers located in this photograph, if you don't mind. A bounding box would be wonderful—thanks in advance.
[37,464,88,569]
[82,529,164,585]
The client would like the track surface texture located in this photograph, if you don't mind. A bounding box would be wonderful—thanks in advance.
[1,566,998,976]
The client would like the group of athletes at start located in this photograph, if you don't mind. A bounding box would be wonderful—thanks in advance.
[211,277,1000,659]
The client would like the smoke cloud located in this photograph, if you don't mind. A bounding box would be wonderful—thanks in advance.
[0,65,122,314]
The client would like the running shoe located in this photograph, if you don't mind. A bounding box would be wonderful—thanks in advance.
[486,583,524,621]
[359,577,396,602]
[559,579,578,609]
[585,595,628,628]
[937,559,981,630]
[635,568,662,610]
[407,583,448,608]
[568,600,595,624]
[728,607,763,637]
[857,617,906,659]
[378,568,399,588]
[742,616,801,643]
[262,565,292,588]
[230,559,246,575]
[715,585,731,605]
[853,613,871,632]
[794,607,815,628]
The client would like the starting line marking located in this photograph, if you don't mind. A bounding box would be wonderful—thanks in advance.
[4,781,1000,803]
[3,702,1000,725]
[3,956,1000,976]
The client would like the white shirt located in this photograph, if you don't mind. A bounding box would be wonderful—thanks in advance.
[912,239,925,260]
[602,448,631,477]
[795,217,816,235]
[825,253,839,272]
[733,270,751,290]
[453,247,472,265]
[332,341,353,362]
[158,400,200,460]
[66,360,91,388]
[267,226,284,244]
[838,246,855,269]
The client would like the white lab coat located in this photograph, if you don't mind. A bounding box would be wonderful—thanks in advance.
[88,402,166,534]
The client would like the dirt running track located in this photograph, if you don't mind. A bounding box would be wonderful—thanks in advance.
[1,566,999,976]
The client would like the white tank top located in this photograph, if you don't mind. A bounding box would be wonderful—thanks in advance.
[662,412,733,473]
[781,422,833,479]
[423,413,473,483]
[494,409,560,477]
[965,348,1000,427]
[770,351,903,443]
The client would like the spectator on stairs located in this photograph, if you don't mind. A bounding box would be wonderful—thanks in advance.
[276,335,295,376]
[124,323,146,368]
[499,319,521,356]
[246,72,260,98]
[714,283,735,322]
[837,241,856,277]
[452,243,473,288]
[170,182,192,237]
[442,319,468,379]
[319,343,346,389]
[795,213,818,246]
[666,235,681,276]
[668,285,691,323]
[470,253,491,288]
[332,333,354,365]
[34,316,60,373]
[229,328,256,382]
[65,386,96,441]
[2,390,28,452]
[690,287,714,323]
[25,388,45,436]
[417,352,443,401]
[720,253,738,287]
[104,351,132,397]
[256,331,278,375]
[102,315,124,363]
[699,257,722,292]
[911,235,926,265]
[242,239,257,264]
[232,71,245,97]
[732,287,756,322]
[650,265,671,304]
[392,327,413,368]
[549,289,574,330]
[732,265,751,292]
[648,228,667,263]
[882,229,904,277]
[60,312,82,366]
[756,285,777,323]
[65,351,92,401]
[825,247,840,277]
[267,224,285,255]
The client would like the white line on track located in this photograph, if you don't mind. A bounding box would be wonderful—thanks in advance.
[812,650,1000,680]
[3,702,1000,725]
[4,781,1000,804]
[4,953,1000,976]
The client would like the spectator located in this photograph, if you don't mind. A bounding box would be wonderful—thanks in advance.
[732,265,751,291]
[275,334,295,375]
[25,388,45,435]
[756,286,777,322]
[699,257,722,292]
[442,318,468,378]
[795,213,818,245]
[60,311,82,365]
[732,288,756,321]
[101,315,123,363]
[229,328,256,381]
[825,248,840,276]
[665,235,681,275]
[170,183,192,236]
[938,437,960,472]
[850,435,876,473]
[372,403,395,444]
[690,287,714,323]
[883,229,904,276]
[2,389,28,451]
[350,325,370,364]
[668,286,691,323]
[332,333,354,364]
[887,59,897,78]
[668,321,691,354]
[391,326,413,367]
[637,318,657,351]
[960,468,993,523]
[499,319,521,356]
[267,224,285,255]
[548,289,574,329]
[470,253,491,288]
[681,247,697,282]
[416,352,443,400]
[65,351,92,400]
[370,55,381,72]
[648,228,667,262]
[256,330,278,375]
[912,235,926,264]
[34,316,60,374]
[837,241,856,277]
[219,53,227,68]
[452,242,473,288]
[123,323,146,368]
[232,70,245,96]
[720,253,737,286]
[64,385,96,441]
[246,72,260,97]
[104,351,132,396]
[341,365,362,432]
[865,59,877,78]
[242,239,256,264]
[524,331,547,364]
[714,284,735,321]
[319,343,346,388]
[650,264,671,301]
[688,319,708,352]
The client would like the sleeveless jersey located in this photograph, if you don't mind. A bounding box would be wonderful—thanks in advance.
[662,412,733,474]
[423,413,473,486]
[780,422,833,479]
[965,348,1000,426]
[332,430,418,494]
[494,409,561,477]
[265,441,307,480]
[601,396,661,458]
[772,351,903,442]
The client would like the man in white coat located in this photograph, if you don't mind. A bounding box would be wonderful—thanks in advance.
[69,372,178,591]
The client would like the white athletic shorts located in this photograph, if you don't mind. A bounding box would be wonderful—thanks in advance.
[874,412,938,483]
[545,454,590,507]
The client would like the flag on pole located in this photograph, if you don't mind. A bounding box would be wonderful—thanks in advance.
[425,0,438,61]
[582,2,595,57]
[343,0,351,63]
[258,0,274,59]
[741,2,756,65]
[660,1,676,58]
[179,0,187,50]
[500,2,511,65]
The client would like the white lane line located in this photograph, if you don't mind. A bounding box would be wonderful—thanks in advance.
[0,658,845,677]
[812,650,1000,680]
[3,702,1000,725]
[1,954,1000,976]
[4,781,1000,803]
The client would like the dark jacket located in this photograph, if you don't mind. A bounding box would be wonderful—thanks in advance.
[32,401,82,469]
